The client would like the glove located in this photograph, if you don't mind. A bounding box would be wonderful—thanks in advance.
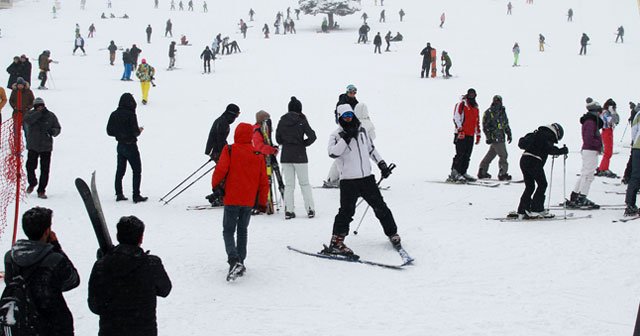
[272,146,279,155]
[475,134,481,145]
[378,160,392,179]
[560,146,568,155]
[457,128,465,140]
[507,134,512,144]
[345,127,359,139]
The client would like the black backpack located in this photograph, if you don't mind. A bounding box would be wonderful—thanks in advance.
[0,253,62,336]
[518,130,537,151]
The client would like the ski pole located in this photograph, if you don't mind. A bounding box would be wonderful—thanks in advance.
[48,72,56,89]
[620,121,630,143]
[353,163,396,235]
[563,148,567,220]
[159,159,213,202]
[162,165,215,205]
[546,156,555,211]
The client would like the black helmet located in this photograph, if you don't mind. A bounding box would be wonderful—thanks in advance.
[550,123,564,142]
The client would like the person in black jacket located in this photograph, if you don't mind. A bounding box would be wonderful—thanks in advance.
[168,41,176,69]
[165,19,172,37]
[373,32,382,54]
[276,96,317,219]
[120,49,133,80]
[4,206,80,336]
[420,43,433,78]
[130,44,142,68]
[19,54,32,85]
[204,103,240,205]
[516,123,568,219]
[6,56,21,88]
[88,215,172,336]
[24,97,61,199]
[200,46,214,73]
[106,93,147,203]
[334,84,358,123]
[107,41,118,65]
[579,33,589,55]
[146,24,152,43]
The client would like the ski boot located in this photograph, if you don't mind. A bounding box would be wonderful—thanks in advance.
[307,209,315,218]
[498,173,512,181]
[563,192,581,208]
[285,211,296,220]
[116,194,128,201]
[226,262,246,281]
[388,233,402,248]
[447,169,466,183]
[624,204,639,217]
[576,194,600,209]
[604,170,619,178]
[324,234,356,257]
[462,173,477,182]
[133,194,148,203]
[477,170,492,180]
[322,179,339,188]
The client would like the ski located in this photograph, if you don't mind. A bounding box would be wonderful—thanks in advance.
[602,181,623,186]
[481,179,524,184]
[75,172,114,256]
[486,214,592,222]
[187,204,223,210]
[613,216,640,223]
[393,245,414,265]
[429,180,500,188]
[287,246,406,270]
[605,191,625,195]
[314,185,390,190]
[549,205,624,211]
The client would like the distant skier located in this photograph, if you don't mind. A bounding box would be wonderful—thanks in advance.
[507,2,512,15]
[399,9,405,22]
[120,48,133,80]
[512,42,520,66]
[200,46,214,73]
[274,19,280,35]
[539,34,545,51]
[295,9,300,20]
[240,19,248,39]
[373,32,382,54]
[187,0,193,11]
[579,33,589,55]
[567,8,573,22]
[288,18,296,34]
[170,0,175,10]
[165,19,173,37]
[130,44,142,68]
[249,8,255,21]
[135,58,155,105]
[384,31,391,52]
[180,35,189,45]
[596,99,620,177]
[154,0,159,8]
[168,41,176,69]
[107,40,118,65]
[477,95,512,181]
[262,23,269,38]
[73,34,86,55]
[203,1,207,12]
[88,23,96,38]
[616,26,624,43]
[146,24,152,43]
[516,123,567,219]
[361,12,368,23]
[321,17,328,33]
[358,23,370,43]
[623,102,640,184]
[440,12,445,28]
[420,42,433,78]
[37,50,54,89]
[379,9,385,23]
[448,88,481,182]
[178,0,183,10]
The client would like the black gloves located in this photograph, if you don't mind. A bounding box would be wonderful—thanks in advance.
[507,134,512,144]
[346,127,359,139]
[378,160,392,179]
[560,146,568,155]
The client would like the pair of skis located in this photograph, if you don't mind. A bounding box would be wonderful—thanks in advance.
[75,172,113,256]
[287,243,414,270]
[485,213,593,222]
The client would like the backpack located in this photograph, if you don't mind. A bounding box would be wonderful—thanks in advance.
[0,253,62,336]
[518,130,537,151]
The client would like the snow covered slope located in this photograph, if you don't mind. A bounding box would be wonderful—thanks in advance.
[0,0,639,334]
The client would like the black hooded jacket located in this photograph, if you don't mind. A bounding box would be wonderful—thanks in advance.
[6,61,22,88]
[88,244,172,336]
[4,240,80,336]
[276,111,317,163]
[525,126,567,164]
[107,93,140,144]
[205,111,237,161]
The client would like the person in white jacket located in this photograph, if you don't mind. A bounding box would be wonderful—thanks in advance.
[324,104,399,256]
[324,102,376,188]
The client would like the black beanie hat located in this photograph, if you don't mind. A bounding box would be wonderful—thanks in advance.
[225,103,240,116]
[288,96,302,113]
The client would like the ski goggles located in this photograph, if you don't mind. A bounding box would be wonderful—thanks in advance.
[341,112,355,119]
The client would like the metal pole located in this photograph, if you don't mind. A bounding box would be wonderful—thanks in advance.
[159,159,212,202]
[547,156,555,212]
[163,166,214,205]
[353,163,396,235]
[563,149,567,220]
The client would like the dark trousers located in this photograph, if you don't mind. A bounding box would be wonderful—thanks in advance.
[625,149,640,206]
[616,34,623,43]
[444,64,451,76]
[624,150,633,181]
[222,205,252,265]
[26,150,51,193]
[115,143,142,196]
[146,33,151,43]
[374,44,381,53]
[385,41,390,51]
[203,59,211,72]
[73,45,86,54]
[451,135,474,175]
[332,175,397,237]
[421,62,430,78]
[579,45,587,55]
[39,71,47,87]
[518,155,547,213]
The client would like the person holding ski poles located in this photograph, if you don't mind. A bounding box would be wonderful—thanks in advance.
[252,110,282,214]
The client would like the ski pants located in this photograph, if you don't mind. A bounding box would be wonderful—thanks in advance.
[598,128,613,171]
[444,64,451,77]
[518,155,547,214]
[625,150,633,181]
[626,149,640,206]
[579,45,587,55]
[421,61,430,78]
[479,141,508,175]
[73,45,86,54]
[374,44,381,53]
[451,135,474,175]
[115,142,142,197]
[513,53,519,66]
[358,34,366,43]
[26,150,51,193]
[121,63,132,80]
[332,175,397,237]
[282,163,315,212]
[140,81,151,102]
[385,40,390,51]
[109,52,115,65]
[147,33,151,43]
[165,29,172,37]
[38,71,48,88]
[573,149,599,196]
[222,205,252,265]
[616,34,623,43]
[539,42,544,51]
[169,57,176,69]
[203,59,211,72]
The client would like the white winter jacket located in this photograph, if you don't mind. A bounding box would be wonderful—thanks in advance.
[328,125,383,180]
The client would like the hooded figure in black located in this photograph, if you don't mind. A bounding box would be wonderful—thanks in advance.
[107,93,147,203]
[88,216,172,336]
[204,104,240,206]
[6,56,22,88]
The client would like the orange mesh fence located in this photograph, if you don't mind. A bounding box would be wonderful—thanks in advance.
[0,115,25,242]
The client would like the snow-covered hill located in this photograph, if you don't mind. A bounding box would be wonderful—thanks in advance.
[0,0,639,335]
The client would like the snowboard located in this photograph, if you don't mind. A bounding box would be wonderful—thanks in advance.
[75,172,114,256]
[430,48,437,78]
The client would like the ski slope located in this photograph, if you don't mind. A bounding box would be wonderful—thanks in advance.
[0,0,639,334]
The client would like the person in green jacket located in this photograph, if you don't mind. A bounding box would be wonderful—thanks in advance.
[135,59,155,105]
[441,51,452,77]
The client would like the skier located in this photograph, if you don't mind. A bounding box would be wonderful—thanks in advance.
[249,8,255,21]
[274,19,280,35]
[616,26,624,43]
[477,95,512,181]
[9,77,34,117]
[24,97,61,198]
[567,8,573,22]
[106,93,148,203]
[357,23,370,43]
[178,0,183,10]
[19,54,32,86]
[321,17,328,33]
[295,8,301,20]
[6,56,22,88]
[275,97,317,219]
[121,48,133,80]
[623,102,640,184]
[251,111,281,214]
[440,12,446,28]
[73,34,86,55]
[420,42,433,78]
[512,42,520,66]
[361,12,368,23]
[262,23,270,38]
[4,207,80,336]
[579,33,589,55]
[596,99,620,177]
[170,0,175,10]
[200,46,214,73]
[507,2,512,15]
[441,50,452,77]
[384,31,392,52]
[88,216,172,335]
[624,105,640,215]
[539,34,545,52]
[379,9,385,23]
[155,0,158,8]
[146,24,152,43]
[187,0,193,11]
[106,41,118,66]
[399,9,405,22]
[516,123,568,219]
[240,19,248,39]
[180,35,189,45]
[135,59,155,105]
[566,98,603,209]
[204,104,241,206]
[449,88,481,182]
[373,32,382,54]
[203,1,207,12]
[108,0,112,8]
[130,44,142,68]
[165,19,173,37]
[75,23,80,36]
[211,122,269,280]
[37,50,54,89]
[88,23,96,37]
[324,104,399,256]
[168,41,176,69]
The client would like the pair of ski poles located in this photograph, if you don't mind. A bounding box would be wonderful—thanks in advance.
[159,159,215,205]
[546,146,568,219]
[353,163,396,235]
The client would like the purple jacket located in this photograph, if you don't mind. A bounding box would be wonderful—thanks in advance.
[580,112,603,151]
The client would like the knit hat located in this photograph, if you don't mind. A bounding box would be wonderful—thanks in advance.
[586,97,601,111]
[16,77,26,85]
[288,96,302,113]
[336,104,354,118]
[141,58,147,64]
[33,97,45,107]
[225,103,240,116]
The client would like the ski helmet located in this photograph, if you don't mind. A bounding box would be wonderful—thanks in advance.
[346,84,357,94]
[550,123,564,142]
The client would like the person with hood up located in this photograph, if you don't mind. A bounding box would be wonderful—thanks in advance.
[37,50,54,89]
[579,33,589,55]
[9,77,35,117]
[441,50,452,77]
[130,44,142,68]
[275,97,316,219]
[168,41,177,69]
[596,98,619,177]
[19,54,33,86]
[200,46,214,73]
[135,58,155,105]
[4,206,80,336]
[251,110,282,214]
[106,93,147,203]
[6,56,22,88]
[449,88,481,182]
[211,123,269,280]
[324,104,398,256]
[107,40,118,65]
[566,98,603,209]
[204,104,240,206]
[477,95,512,181]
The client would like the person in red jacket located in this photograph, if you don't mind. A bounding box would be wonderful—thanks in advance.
[211,122,269,281]
[252,110,279,157]
[252,110,281,214]
[449,88,481,182]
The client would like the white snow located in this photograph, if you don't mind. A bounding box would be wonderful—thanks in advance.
[0,0,639,335]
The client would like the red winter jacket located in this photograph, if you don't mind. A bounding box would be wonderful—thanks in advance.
[453,97,480,137]
[212,123,269,207]
[251,123,278,155]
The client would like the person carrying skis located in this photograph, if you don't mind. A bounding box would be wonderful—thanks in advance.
[373,32,382,54]
[624,105,640,215]
[616,26,624,43]
[512,42,520,66]
[252,110,282,214]
[107,41,118,65]
[567,98,603,209]
[200,46,214,73]
[477,95,512,181]
[324,104,398,256]
[441,50,452,77]
[579,33,589,55]
[205,104,241,206]
[420,42,433,78]
[516,123,567,218]
[135,59,154,105]
[24,97,61,198]
[596,99,619,177]
[449,88,481,182]
[275,97,316,219]
[146,24,152,43]
[168,41,176,69]
[539,34,545,52]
